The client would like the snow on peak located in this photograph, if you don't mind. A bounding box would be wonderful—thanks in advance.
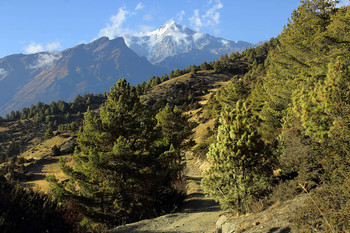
[141,21,195,57]
[122,21,252,64]
[148,21,190,38]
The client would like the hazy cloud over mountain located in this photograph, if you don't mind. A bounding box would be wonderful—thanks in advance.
[28,52,62,69]
[0,68,7,76]
[25,41,62,54]
[25,42,44,54]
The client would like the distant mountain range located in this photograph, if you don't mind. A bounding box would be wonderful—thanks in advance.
[0,22,254,116]
[0,37,166,116]
[124,21,253,70]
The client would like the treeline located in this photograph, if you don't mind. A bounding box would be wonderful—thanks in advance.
[135,64,205,95]
[201,1,349,232]
[1,93,105,123]
[0,93,106,164]
[135,52,251,95]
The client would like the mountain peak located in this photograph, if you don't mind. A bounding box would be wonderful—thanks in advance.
[149,21,191,38]
[160,20,182,30]
[123,22,253,67]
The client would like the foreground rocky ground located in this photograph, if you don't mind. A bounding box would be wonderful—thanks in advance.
[110,152,308,233]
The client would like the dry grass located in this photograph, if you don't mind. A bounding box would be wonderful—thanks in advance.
[19,133,76,193]
[20,134,73,160]
[22,155,72,193]
[192,118,215,146]
[0,126,8,133]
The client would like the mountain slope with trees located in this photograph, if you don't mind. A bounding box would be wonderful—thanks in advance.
[0,1,349,232]
[201,1,350,232]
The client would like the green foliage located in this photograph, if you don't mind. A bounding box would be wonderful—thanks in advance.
[202,101,274,213]
[260,3,350,230]
[272,0,337,78]
[43,128,54,139]
[5,141,20,158]
[156,104,195,150]
[57,121,79,133]
[204,75,249,121]
[288,57,350,184]
[49,79,185,229]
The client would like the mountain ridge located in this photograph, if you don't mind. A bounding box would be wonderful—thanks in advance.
[123,21,253,70]
[0,37,165,116]
[0,22,254,116]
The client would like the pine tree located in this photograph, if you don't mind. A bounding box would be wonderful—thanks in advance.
[291,57,350,183]
[48,79,183,228]
[156,104,194,150]
[272,0,337,78]
[202,101,274,213]
[257,0,339,142]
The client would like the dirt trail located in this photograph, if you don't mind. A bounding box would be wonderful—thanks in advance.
[110,154,223,233]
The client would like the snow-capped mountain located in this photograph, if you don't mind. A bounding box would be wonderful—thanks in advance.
[123,21,253,70]
[0,22,254,116]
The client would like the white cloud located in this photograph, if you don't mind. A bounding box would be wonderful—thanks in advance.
[189,0,223,31]
[25,42,44,54]
[143,14,153,21]
[135,2,144,10]
[220,39,229,46]
[98,6,155,39]
[46,42,62,51]
[29,52,61,69]
[0,68,8,76]
[337,0,349,7]
[176,10,185,22]
[189,10,202,31]
[193,32,205,41]
[98,7,130,38]
[139,25,155,33]
[25,41,62,54]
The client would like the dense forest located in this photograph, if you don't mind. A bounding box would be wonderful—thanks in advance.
[0,0,349,232]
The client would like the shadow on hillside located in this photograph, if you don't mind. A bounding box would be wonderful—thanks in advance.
[26,157,59,173]
[268,227,291,233]
[186,176,202,182]
[180,197,221,213]
[111,221,179,233]
[26,173,46,181]
[187,192,205,198]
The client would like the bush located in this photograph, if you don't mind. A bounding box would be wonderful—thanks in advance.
[51,145,61,156]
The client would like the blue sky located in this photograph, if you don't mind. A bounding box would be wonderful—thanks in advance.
[0,0,348,58]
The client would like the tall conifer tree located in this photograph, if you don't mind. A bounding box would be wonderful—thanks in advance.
[49,79,183,228]
[202,101,274,213]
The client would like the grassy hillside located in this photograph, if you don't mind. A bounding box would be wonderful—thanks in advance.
[0,68,237,194]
